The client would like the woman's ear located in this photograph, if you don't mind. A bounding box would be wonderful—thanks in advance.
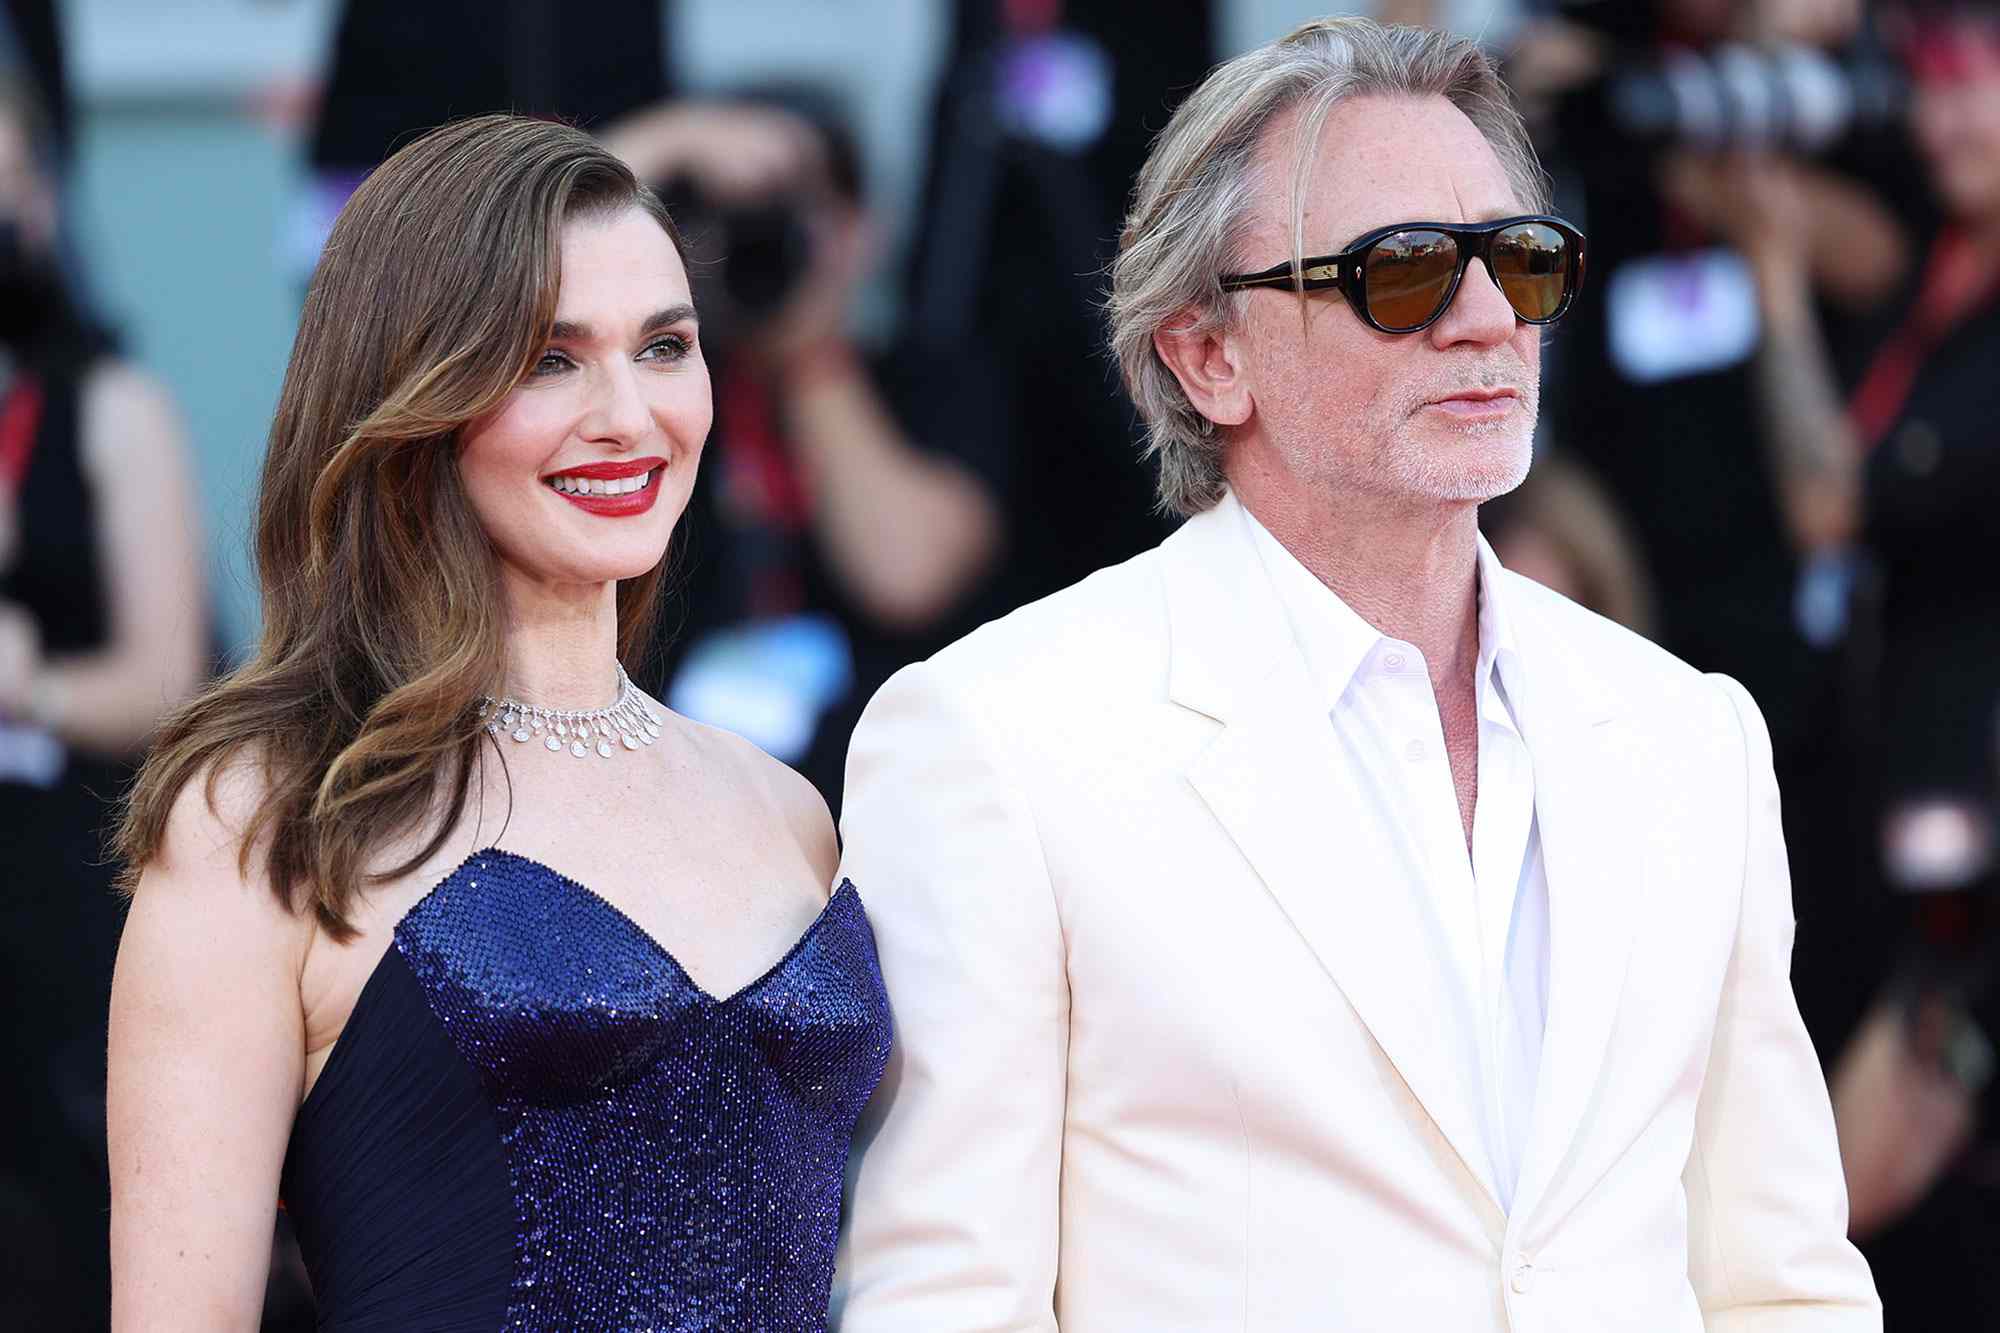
[1153,310,1252,428]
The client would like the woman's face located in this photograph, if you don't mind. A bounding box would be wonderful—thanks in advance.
[458,206,711,601]
[1910,26,2000,224]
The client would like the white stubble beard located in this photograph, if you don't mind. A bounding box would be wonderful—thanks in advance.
[1378,362,1539,504]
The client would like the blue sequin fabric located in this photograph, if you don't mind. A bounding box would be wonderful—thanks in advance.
[284,848,891,1332]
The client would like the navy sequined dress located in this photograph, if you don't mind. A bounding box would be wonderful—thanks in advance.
[279,848,892,1332]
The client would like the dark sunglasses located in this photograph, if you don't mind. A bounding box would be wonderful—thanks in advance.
[1217,214,1587,335]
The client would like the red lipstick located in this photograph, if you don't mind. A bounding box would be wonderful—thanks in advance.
[542,456,667,517]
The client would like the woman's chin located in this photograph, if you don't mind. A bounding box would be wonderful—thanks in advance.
[498,548,670,597]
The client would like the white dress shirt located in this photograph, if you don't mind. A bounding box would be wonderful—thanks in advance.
[1241,502,1550,1212]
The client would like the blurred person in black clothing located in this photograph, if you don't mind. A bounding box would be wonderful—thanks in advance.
[1516,0,1909,757]
[896,0,1216,614]
[1510,0,1912,1104]
[1718,0,2000,825]
[298,0,672,260]
[1693,6,2000,1319]
[0,78,206,1329]
[613,92,1004,813]
[0,0,65,158]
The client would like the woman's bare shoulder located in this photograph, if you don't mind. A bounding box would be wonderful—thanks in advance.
[134,752,311,955]
[667,711,839,894]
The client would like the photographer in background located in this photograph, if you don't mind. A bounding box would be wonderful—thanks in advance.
[1512,0,1912,1115]
[0,77,205,1327]
[1687,6,2000,1316]
[1518,0,1908,739]
[606,93,1003,811]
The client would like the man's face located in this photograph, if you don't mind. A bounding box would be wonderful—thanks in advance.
[1228,94,1541,509]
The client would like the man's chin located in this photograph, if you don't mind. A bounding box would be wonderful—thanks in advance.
[1389,436,1532,504]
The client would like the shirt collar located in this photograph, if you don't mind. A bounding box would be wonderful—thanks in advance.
[1236,495,1381,713]
[1234,491,1526,716]
[1475,531,1522,687]
[1474,530,1527,736]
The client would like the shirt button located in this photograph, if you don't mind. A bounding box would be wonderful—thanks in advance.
[1404,740,1426,762]
[1383,652,1407,673]
[1510,1259,1535,1294]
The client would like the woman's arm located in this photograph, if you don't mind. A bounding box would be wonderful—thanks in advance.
[108,767,309,1332]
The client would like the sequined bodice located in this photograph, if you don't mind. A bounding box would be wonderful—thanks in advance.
[280,849,892,1332]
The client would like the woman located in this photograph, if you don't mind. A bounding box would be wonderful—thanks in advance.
[106,114,891,1331]
[0,76,206,1326]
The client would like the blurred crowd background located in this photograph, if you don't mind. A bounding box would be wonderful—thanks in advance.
[3,0,1998,1327]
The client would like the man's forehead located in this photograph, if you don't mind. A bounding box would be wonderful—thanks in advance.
[1249,93,1522,248]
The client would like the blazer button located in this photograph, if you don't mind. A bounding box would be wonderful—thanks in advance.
[1510,1259,1536,1294]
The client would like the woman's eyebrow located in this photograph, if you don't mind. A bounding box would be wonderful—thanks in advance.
[548,303,698,343]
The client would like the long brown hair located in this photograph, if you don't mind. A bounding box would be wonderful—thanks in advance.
[116,114,686,935]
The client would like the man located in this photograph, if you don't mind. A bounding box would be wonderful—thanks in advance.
[834,17,1879,1331]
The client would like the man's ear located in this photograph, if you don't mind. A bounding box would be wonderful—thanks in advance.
[1153,309,1253,429]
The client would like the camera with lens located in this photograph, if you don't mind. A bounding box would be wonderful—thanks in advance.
[654,174,817,338]
[1542,0,1909,158]
[645,88,867,348]
[1553,40,1906,158]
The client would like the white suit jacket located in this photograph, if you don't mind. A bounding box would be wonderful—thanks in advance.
[833,495,1879,1332]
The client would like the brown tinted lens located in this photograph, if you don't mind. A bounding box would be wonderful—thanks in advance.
[1362,230,1458,330]
[1491,222,1569,321]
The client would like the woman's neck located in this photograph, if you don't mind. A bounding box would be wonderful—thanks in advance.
[497,578,623,709]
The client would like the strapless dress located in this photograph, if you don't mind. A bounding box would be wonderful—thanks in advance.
[278,848,892,1331]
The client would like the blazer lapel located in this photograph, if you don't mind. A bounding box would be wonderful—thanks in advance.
[1162,503,1501,1210]
[1503,590,1643,1227]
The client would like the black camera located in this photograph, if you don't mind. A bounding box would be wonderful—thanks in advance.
[655,176,816,335]
[1555,41,1907,157]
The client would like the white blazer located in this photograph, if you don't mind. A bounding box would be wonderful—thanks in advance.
[832,495,1879,1332]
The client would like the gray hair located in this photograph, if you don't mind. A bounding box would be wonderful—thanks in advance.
[1107,18,1550,516]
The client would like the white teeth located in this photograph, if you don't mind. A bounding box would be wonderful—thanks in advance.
[545,468,657,496]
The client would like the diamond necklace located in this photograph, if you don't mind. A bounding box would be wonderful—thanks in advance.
[478,664,663,759]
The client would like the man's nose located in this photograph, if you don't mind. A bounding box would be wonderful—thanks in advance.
[1428,256,1518,349]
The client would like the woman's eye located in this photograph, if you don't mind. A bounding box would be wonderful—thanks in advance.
[641,334,692,362]
[532,351,572,376]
